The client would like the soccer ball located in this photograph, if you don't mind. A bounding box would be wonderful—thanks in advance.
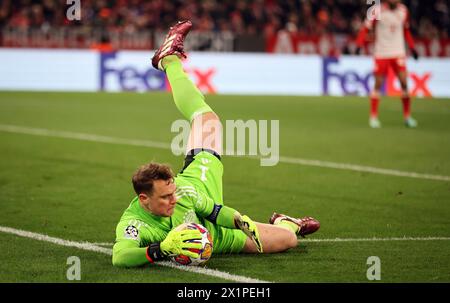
[170,222,213,266]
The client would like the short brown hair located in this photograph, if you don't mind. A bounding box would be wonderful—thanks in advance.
[131,162,174,195]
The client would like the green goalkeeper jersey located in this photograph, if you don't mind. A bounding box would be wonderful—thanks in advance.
[112,168,245,267]
[116,176,220,243]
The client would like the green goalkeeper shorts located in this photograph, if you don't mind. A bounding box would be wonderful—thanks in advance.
[177,148,247,253]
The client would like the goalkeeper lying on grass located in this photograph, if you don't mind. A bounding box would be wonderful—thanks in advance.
[112,20,320,267]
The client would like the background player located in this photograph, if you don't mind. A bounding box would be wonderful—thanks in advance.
[112,20,320,267]
[356,0,419,128]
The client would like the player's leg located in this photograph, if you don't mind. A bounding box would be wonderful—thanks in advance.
[151,20,222,154]
[395,66,418,128]
[187,112,223,156]
[369,58,386,128]
[242,214,320,253]
[369,75,384,128]
[162,55,223,199]
[242,223,298,253]
[163,55,223,154]
[152,21,224,202]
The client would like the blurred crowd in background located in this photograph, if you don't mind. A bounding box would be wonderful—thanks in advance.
[1,0,449,55]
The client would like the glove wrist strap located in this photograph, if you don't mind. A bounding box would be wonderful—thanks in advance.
[146,242,166,263]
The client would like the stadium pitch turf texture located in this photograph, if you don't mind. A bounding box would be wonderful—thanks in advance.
[0,91,449,282]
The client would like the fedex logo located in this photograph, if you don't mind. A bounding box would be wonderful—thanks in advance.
[323,57,373,95]
[184,66,217,94]
[385,69,432,97]
[100,52,167,92]
[322,57,432,97]
[99,52,218,94]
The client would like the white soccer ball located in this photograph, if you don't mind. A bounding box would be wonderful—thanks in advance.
[170,222,213,266]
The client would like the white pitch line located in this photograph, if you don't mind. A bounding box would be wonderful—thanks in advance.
[0,226,114,255]
[92,236,450,247]
[0,124,172,150]
[299,236,450,243]
[92,242,115,246]
[0,225,269,283]
[0,124,449,182]
[278,156,450,182]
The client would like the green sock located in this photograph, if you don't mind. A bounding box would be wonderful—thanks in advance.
[162,55,213,121]
[276,220,299,235]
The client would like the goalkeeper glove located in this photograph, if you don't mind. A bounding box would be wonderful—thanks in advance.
[160,228,203,258]
[234,213,263,253]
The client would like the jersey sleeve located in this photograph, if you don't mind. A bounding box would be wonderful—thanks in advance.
[112,240,148,267]
[112,219,166,267]
[356,6,378,47]
[191,188,216,217]
[403,9,416,50]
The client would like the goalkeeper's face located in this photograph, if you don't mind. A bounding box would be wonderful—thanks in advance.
[140,179,177,217]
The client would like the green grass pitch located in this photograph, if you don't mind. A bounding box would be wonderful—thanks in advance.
[0,91,449,282]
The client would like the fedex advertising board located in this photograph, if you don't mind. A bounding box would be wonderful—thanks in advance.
[0,49,449,98]
[99,51,322,95]
[322,56,450,98]
[0,48,98,91]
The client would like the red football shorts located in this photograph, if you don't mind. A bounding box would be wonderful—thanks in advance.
[374,57,407,76]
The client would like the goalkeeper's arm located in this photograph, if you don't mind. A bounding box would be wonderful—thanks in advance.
[112,229,202,267]
[112,241,150,267]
